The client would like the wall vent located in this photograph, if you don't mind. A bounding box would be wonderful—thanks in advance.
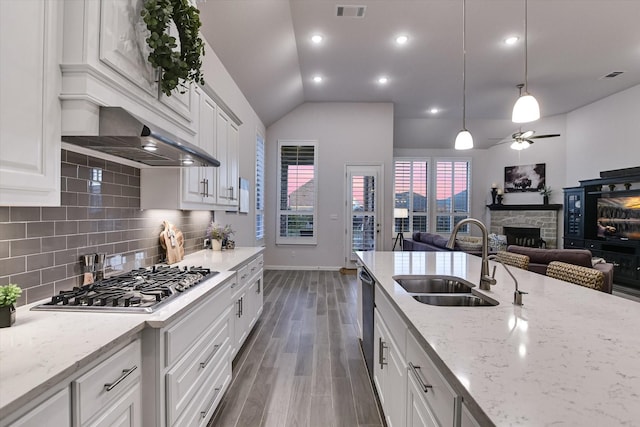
[336,5,366,18]
[600,71,624,79]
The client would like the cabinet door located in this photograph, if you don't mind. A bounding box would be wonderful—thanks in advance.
[227,122,239,205]
[215,109,230,203]
[85,383,141,427]
[373,310,388,408]
[406,372,439,427]
[0,0,61,206]
[563,188,584,239]
[9,389,71,427]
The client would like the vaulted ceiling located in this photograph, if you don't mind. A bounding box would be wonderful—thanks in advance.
[199,0,640,148]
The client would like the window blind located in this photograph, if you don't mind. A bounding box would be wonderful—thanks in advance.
[255,134,265,241]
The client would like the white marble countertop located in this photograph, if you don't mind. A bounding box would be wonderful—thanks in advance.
[0,247,263,420]
[356,251,640,427]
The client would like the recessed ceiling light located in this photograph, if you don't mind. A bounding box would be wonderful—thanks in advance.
[311,34,323,44]
[313,75,323,83]
[143,143,157,152]
[429,108,439,114]
[377,76,389,84]
[395,35,409,45]
[182,159,194,165]
[504,36,519,45]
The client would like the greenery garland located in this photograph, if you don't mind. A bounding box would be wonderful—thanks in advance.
[141,0,205,96]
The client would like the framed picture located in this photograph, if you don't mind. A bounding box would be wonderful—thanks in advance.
[504,163,546,193]
[239,177,249,214]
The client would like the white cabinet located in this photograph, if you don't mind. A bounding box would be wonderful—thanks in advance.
[0,0,61,206]
[229,254,264,359]
[373,309,406,427]
[406,368,439,427]
[142,277,233,427]
[215,109,239,207]
[406,331,461,427]
[140,88,240,211]
[8,389,70,427]
[72,339,142,427]
[460,403,481,427]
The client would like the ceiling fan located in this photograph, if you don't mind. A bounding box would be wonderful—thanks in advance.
[504,129,561,150]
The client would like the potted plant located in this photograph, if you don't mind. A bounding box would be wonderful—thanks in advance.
[207,222,235,251]
[539,186,552,204]
[0,284,22,328]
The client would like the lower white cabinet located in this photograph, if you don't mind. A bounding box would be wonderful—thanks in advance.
[373,308,406,427]
[8,389,70,427]
[461,403,482,427]
[406,369,439,427]
[230,254,264,359]
[72,340,142,427]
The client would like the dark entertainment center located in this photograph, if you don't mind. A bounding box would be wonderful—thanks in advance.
[563,167,640,291]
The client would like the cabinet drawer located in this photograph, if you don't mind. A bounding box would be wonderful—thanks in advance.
[585,240,602,250]
[173,345,232,427]
[237,264,251,288]
[375,284,407,357]
[72,340,141,426]
[406,332,457,427]
[563,238,584,248]
[166,310,230,426]
[248,254,264,279]
[165,284,230,366]
[9,389,70,427]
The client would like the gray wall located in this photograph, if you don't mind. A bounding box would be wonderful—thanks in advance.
[0,150,212,307]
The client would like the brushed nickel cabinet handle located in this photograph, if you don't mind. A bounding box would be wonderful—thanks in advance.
[409,362,433,393]
[378,337,388,368]
[200,387,221,419]
[104,365,137,392]
[200,344,220,369]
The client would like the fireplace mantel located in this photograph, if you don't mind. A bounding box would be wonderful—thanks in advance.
[486,204,562,211]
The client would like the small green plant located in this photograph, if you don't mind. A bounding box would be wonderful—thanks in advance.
[207,222,235,241]
[141,0,205,96]
[539,186,552,197]
[0,284,22,307]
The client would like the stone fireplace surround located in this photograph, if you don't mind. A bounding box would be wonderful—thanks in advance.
[488,204,562,249]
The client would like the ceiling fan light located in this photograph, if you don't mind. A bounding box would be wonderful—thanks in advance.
[512,93,540,123]
[455,129,474,150]
[510,140,530,150]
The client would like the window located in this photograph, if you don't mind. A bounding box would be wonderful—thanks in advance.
[435,159,470,233]
[255,132,265,242]
[394,159,429,233]
[393,157,471,235]
[277,141,318,244]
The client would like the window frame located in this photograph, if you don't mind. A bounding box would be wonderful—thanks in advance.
[432,157,472,234]
[255,131,265,244]
[392,156,472,236]
[276,140,318,245]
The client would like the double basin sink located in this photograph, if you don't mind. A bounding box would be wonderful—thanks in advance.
[393,275,498,307]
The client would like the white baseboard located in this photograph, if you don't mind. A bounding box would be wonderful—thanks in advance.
[264,265,341,271]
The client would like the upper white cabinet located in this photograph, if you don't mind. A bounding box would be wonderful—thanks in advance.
[215,109,239,207]
[0,0,62,206]
[140,88,241,211]
[60,0,196,142]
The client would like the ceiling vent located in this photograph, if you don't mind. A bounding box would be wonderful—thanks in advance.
[336,5,366,18]
[600,71,624,79]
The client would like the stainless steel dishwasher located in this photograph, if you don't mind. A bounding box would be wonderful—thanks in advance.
[360,267,375,379]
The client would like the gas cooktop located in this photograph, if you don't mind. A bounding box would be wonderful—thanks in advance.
[32,265,218,313]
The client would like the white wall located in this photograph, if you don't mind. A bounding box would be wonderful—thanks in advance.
[566,84,640,186]
[199,40,267,247]
[265,102,394,269]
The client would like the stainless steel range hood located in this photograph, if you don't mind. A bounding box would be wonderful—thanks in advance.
[61,107,220,167]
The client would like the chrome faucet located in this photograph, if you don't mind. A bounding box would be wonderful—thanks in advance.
[446,218,496,290]
[488,255,527,306]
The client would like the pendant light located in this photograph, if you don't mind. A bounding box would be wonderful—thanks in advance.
[512,0,540,123]
[455,0,473,150]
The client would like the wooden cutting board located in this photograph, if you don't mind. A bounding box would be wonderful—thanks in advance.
[160,220,184,264]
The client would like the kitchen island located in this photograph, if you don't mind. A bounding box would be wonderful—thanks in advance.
[0,247,263,425]
[357,250,640,426]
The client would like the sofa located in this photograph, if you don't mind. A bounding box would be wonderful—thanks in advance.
[506,245,614,293]
[403,232,483,254]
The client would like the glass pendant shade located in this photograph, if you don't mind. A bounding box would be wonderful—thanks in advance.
[455,129,474,150]
[512,93,540,123]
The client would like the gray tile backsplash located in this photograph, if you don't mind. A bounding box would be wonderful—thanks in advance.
[0,150,213,307]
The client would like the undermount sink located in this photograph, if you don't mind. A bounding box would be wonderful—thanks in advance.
[412,294,499,307]
[393,275,474,294]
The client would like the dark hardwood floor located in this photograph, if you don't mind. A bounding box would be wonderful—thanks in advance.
[209,270,383,427]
